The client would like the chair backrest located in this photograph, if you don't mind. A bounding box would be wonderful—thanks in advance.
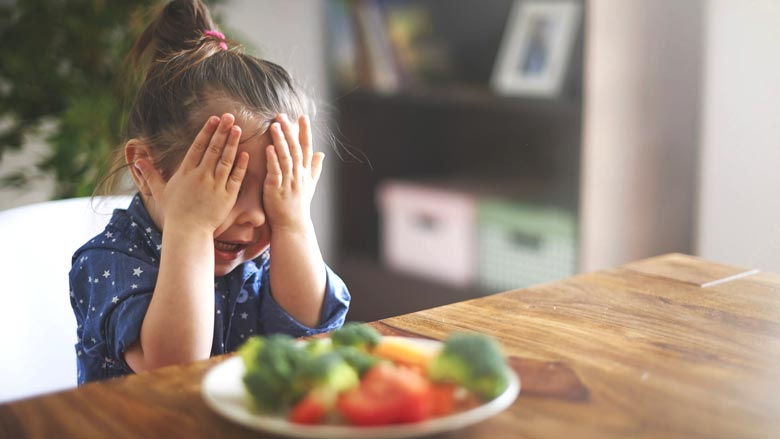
[0,196,133,402]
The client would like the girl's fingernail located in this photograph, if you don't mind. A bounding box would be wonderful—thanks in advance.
[209,116,219,126]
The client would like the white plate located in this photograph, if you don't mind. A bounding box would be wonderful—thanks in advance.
[201,337,521,439]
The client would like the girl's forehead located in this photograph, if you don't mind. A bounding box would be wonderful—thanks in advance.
[216,110,271,149]
[201,97,271,139]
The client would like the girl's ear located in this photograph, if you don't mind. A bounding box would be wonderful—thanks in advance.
[125,139,153,196]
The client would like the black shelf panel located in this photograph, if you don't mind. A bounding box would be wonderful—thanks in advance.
[332,86,582,113]
[334,88,583,258]
[337,254,482,323]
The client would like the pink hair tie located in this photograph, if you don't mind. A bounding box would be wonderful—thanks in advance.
[204,30,228,51]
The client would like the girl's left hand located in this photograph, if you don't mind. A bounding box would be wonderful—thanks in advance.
[263,114,324,233]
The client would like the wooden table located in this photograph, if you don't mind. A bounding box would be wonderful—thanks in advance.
[2,253,779,438]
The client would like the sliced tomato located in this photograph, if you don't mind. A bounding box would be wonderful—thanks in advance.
[289,393,329,424]
[430,384,457,416]
[336,362,433,426]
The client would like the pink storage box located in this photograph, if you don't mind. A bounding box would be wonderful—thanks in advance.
[376,180,476,287]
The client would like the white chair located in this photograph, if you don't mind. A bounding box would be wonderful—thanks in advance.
[0,195,133,402]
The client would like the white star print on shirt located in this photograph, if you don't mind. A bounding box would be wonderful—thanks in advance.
[241,312,248,319]
[102,270,110,278]
[112,296,119,304]
[132,267,143,277]
[105,231,113,239]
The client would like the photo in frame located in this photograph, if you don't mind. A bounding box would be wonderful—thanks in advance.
[491,0,582,97]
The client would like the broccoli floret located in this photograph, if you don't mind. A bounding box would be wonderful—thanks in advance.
[427,333,510,400]
[239,334,308,411]
[304,337,332,357]
[238,336,265,369]
[330,323,381,351]
[334,346,382,376]
[293,351,359,404]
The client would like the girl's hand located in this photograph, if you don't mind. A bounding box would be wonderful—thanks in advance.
[264,114,324,233]
[135,113,249,233]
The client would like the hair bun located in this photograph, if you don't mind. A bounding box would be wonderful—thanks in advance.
[130,0,217,69]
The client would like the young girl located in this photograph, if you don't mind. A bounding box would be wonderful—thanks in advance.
[69,0,349,384]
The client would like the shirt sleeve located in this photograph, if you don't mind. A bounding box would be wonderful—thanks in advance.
[72,247,157,373]
[258,264,351,337]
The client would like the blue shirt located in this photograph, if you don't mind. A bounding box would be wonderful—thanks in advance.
[69,194,350,384]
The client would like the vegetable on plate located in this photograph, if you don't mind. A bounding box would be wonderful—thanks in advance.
[237,323,512,426]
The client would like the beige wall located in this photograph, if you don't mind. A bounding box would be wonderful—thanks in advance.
[697,0,780,271]
[580,0,704,271]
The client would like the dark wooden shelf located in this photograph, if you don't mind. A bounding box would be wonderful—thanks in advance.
[332,86,582,113]
[328,0,586,323]
[334,88,583,258]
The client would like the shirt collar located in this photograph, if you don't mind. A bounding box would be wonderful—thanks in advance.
[121,193,163,256]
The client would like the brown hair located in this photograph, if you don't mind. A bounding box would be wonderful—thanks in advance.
[97,0,314,193]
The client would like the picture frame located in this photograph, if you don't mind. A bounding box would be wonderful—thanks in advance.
[491,0,582,97]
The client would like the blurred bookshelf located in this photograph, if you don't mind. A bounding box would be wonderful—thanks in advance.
[325,0,586,323]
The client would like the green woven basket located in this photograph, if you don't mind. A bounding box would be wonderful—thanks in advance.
[477,199,577,293]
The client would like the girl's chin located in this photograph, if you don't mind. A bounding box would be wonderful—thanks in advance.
[214,263,237,277]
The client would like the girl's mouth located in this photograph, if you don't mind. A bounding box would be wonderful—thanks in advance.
[214,240,248,261]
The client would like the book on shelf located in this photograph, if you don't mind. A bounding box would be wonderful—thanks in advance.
[350,0,402,93]
[327,0,454,94]
[326,0,359,90]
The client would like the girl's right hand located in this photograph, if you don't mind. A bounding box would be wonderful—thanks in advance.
[134,113,249,233]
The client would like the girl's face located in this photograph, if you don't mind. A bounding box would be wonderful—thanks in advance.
[210,119,273,276]
[136,111,275,277]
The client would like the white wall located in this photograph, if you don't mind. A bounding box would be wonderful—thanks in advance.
[697,0,780,271]
[219,0,335,260]
[581,0,704,271]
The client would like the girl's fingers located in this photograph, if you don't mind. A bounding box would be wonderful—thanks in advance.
[201,113,235,170]
[278,114,302,177]
[226,151,249,194]
[270,122,293,179]
[311,152,324,184]
[215,125,241,182]
[182,116,220,170]
[299,115,313,169]
[265,144,283,189]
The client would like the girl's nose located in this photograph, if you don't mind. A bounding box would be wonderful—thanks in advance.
[234,192,266,228]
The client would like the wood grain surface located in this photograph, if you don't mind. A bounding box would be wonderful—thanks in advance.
[1,254,778,438]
